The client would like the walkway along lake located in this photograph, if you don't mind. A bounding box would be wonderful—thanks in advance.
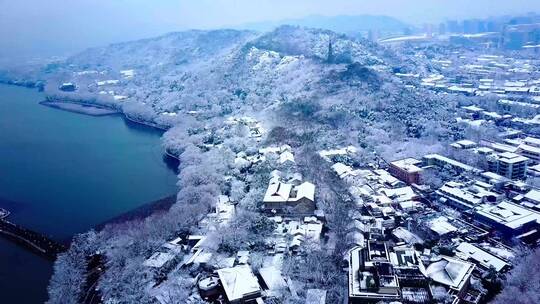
[0,84,179,303]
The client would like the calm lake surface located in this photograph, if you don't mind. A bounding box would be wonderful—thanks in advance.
[0,84,178,303]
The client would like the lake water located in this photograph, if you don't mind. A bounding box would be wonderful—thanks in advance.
[0,84,178,303]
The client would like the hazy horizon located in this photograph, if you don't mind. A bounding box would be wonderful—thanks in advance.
[1,0,540,61]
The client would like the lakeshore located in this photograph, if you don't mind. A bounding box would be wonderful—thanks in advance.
[40,101,119,116]
[0,83,179,303]
[94,195,177,231]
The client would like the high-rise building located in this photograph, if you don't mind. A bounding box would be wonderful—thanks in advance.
[463,19,479,34]
[447,20,460,33]
[438,23,447,35]
[487,21,502,32]
[424,23,434,38]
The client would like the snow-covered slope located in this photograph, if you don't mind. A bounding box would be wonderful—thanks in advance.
[67,29,256,69]
[40,25,453,138]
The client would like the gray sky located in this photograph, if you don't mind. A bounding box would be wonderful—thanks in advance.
[1,0,540,60]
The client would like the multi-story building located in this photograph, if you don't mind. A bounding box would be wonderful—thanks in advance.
[517,137,540,163]
[436,182,501,211]
[487,152,528,180]
[389,158,423,185]
[475,201,540,240]
[423,154,482,174]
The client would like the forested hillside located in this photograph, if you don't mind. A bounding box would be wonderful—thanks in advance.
[37,25,456,149]
[38,26,469,303]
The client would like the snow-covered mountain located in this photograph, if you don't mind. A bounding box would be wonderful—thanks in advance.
[32,25,453,142]
[67,29,257,69]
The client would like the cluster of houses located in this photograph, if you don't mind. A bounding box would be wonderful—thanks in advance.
[233,144,296,171]
[117,49,540,304]
[460,103,540,132]
[395,51,540,121]
[313,140,534,303]
[142,194,315,303]
[263,170,316,215]
[58,68,138,102]
[139,138,330,304]
[144,231,297,303]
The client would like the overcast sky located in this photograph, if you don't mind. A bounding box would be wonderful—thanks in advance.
[1,0,540,60]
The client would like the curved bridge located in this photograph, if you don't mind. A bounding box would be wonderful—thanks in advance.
[0,219,67,260]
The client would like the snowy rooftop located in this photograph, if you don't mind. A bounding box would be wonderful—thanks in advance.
[392,227,424,245]
[97,79,120,86]
[424,154,480,172]
[462,105,484,112]
[217,265,261,302]
[390,158,423,173]
[498,152,529,164]
[524,189,540,204]
[259,266,286,291]
[380,186,417,203]
[426,256,474,290]
[524,136,540,147]
[332,162,354,178]
[455,242,508,272]
[279,151,295,164]
[264,182,293,203]
[428,217,458,236]
[476,201,540,230]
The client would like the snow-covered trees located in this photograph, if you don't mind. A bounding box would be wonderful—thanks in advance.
[492,249,540,304]
[47,231,99,304]
[123,101,158,123]
[216,211,276,254]
[41,24,505,304]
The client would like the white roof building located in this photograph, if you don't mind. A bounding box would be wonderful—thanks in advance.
[280,151,295,164]
[455,242,509,272]
[264,182,293,203]
[263,180,316,212]
[462,105,484,112]
[392,227,424,245]
[475,201,540,234]
[259,147,281,155]
[97,79,120,86]
[318,146,358,161]
[423,154,481,173]
[498,152,529,164]
[390,158,423,173]
[259,266,287,293]
[452,139,478,149]
[120,69,135,78]
[436,182,499,210]
[332,163,355,179]
[528,163,540,176]
[428,217,458,236]
[292,182,315,202]
[380,187,417,203]
[524,189,540,204]
[217,265,261,303]
[426,256,474,292]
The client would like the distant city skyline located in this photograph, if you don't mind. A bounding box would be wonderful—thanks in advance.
[1,0,540,60]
